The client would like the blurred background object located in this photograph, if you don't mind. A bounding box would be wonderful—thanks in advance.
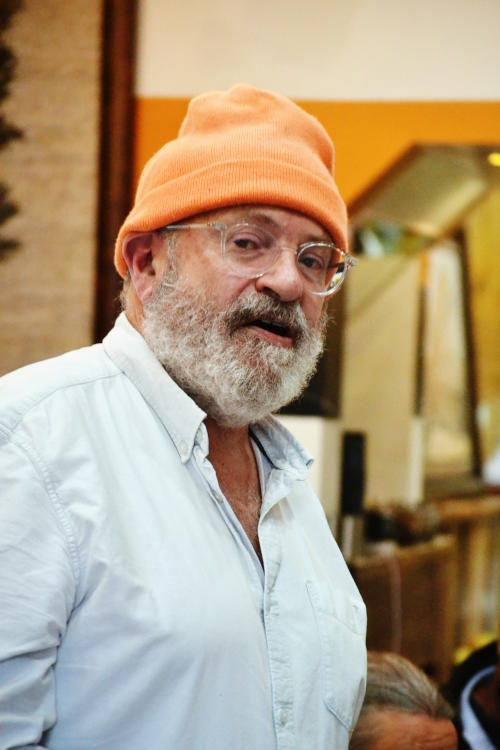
[0,0,23,261]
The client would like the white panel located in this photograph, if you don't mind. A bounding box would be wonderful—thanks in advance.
[276,415,341,529]
[136,0,500,99]
[341,256,421,506]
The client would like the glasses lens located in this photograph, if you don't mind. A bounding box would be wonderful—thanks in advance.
[298,244,345,293]
[223,224,278,276]
[222,223,347,294]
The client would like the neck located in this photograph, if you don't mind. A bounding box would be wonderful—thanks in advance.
[125,293,144,333]
[205,417,263,562]
[205,418,251,456]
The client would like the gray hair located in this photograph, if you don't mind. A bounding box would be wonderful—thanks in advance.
[350,652,454,750]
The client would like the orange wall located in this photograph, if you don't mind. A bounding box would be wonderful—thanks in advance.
[133,99,500,206]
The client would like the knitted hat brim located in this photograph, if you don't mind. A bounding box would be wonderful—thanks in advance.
[114,159,347,278]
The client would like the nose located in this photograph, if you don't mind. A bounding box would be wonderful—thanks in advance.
[253,248,304,302]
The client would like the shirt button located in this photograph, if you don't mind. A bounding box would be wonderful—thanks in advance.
[179,440,188,455]
[278,709,288,726]
[215,492,224,503]
[195,427,203,443]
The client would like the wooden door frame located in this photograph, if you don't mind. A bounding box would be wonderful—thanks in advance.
[93,0,138,341]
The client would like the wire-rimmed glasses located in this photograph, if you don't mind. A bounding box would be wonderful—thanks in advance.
[126,220,358,296]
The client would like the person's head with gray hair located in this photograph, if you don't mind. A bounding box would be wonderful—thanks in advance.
[350,652,458,750]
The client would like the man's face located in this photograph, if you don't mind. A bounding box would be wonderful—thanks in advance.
[151,204,329,331]
[141,205,332,426]
[369,710,458,750]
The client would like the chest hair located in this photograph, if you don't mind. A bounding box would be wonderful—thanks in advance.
[215,460,263,561]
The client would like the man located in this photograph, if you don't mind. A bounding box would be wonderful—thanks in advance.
[0,84,366,750]
[350,652,458,750]
[442,636,500,749]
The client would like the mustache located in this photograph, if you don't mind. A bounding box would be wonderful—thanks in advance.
[224,295,311,343]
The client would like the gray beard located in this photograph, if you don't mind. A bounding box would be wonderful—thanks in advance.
[142,277,327,427]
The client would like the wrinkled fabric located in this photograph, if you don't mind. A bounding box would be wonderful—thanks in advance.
[0,313,366,750]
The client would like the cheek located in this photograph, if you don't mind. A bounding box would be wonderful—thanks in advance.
[218,275,263,306]
[179,253,252,301]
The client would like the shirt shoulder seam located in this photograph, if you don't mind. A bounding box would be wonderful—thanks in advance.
[0,370,121,444]
[4,430,81,596]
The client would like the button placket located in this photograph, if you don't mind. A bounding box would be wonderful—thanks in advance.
[262,525,295,749]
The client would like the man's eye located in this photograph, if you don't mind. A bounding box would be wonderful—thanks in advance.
[228,230,269,253]
[233,236,261,250]
[301,255,321,269]
[299,252,327,271]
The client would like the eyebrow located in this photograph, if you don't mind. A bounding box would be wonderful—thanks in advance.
[219,208,333,244]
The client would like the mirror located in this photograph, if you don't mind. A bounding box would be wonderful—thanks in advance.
[347,143,500,500]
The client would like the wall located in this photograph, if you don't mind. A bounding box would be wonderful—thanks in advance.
[341,256,422,506]
[135,0,500,100]
[0,0,101,375]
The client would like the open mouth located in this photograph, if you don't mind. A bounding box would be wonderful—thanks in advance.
[242,317,295,342]
[253,318,291,337]
[227,299,304,346]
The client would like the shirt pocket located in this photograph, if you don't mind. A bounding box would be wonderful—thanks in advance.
[306,580,367,731]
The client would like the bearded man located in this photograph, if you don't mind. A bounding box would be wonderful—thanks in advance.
[0,85,366,750]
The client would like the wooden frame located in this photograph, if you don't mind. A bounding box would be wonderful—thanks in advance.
[93,0,138,341]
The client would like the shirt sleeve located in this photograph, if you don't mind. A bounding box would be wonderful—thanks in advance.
[0,434,77,749]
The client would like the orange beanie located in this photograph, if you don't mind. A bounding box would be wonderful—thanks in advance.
[114,84,347,278]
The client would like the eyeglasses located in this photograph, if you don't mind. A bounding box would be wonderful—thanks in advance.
[159,221,357,296]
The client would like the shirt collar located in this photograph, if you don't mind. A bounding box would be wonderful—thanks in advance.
[251,417,313,481]
[103,313,206,463]
[103,313,313,478]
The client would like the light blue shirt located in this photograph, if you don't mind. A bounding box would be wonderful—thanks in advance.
[460,666,496,750]
[0,313,366,750]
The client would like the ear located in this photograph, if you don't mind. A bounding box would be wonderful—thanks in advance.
[122,232,161,302]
